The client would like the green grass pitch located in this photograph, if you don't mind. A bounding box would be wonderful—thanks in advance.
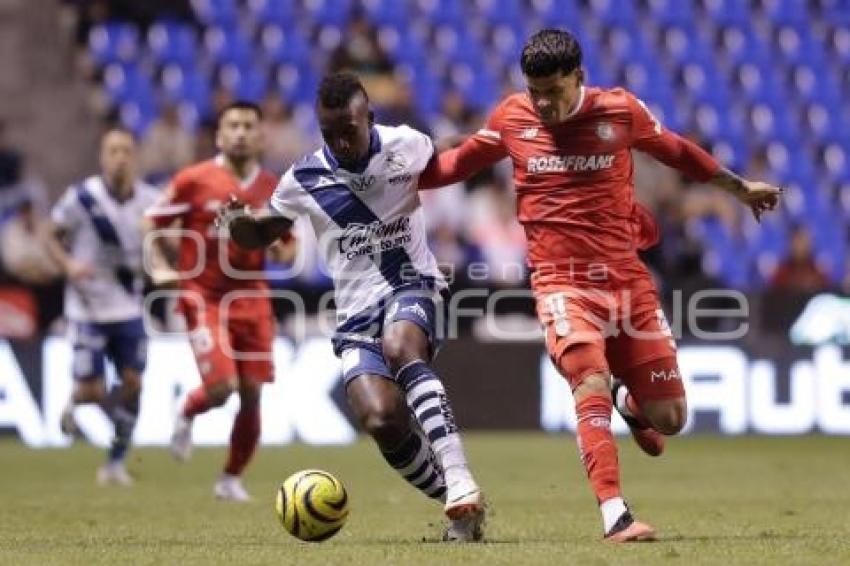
[1,434,848,565]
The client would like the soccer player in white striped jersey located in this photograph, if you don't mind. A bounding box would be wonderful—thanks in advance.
[44,128,159,485]
[218,73,485,541]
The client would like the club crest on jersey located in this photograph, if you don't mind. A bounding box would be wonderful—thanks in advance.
[349,175,375,192]
[520,127,539,140]
[596,122,615,141]
[385,151,407,173]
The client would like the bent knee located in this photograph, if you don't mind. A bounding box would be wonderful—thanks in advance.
[645,399,687,435]
[206,380,237,407]
[381,339,418,375]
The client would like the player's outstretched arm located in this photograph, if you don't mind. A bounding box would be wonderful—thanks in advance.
[419,135,507,190]
[706,168,783,222]
[217,196,292,250]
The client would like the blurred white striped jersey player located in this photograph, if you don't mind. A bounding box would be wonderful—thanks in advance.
[225,115,484,541]
[48,143,158,485]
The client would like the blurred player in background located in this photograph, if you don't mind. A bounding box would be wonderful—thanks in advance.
[420,29,782,541]
[44,128,159,486]
[145,101,295,501]
[220,72,485,541]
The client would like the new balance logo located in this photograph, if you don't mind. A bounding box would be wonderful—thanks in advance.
[520,127,538,139]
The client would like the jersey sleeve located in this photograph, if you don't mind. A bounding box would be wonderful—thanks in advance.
[396,124,435,175]
[626,91,721,182]
[144,169,194,227]
[50,187,81,231]
[418,100,510,189]
[268,169,307,220]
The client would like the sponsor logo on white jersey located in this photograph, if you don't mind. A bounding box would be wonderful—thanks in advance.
[527,154,615,174]
[337,216,412,259]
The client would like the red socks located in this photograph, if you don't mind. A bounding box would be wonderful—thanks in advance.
[224,404,261,476]
[575,394,621,503]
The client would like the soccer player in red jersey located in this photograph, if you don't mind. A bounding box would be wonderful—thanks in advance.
[419,29,782,541]
[145,101,294,501]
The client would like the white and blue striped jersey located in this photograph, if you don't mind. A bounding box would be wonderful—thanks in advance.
[269,124,446,323]
[51,175,159,323]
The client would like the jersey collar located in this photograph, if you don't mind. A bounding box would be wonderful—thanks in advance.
[322,126,382,175]
[214,154,260,189]
[563,86,586,120]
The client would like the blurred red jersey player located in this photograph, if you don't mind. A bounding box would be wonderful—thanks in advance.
[420,29,782,541]
[145,101,294,501]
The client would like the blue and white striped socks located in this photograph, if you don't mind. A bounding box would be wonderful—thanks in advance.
[396,360,475,493]
[381,428,446,501]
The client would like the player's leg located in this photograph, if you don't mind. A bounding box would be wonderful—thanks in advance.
[61,322,108,436]
[97,319,147,485]
[538,289,654,542]
[381,293,484,541]
[610,297,687,447]
[343,357,447,502]
[172,304,238,461]
[212,312,275,501]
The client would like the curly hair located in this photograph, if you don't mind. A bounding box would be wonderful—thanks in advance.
[520,29,583,78]
[317,72,369,109]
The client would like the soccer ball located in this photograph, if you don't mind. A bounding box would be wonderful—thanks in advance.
[275,469,349,542]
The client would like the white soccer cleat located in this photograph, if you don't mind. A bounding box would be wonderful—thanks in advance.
[443,483,485,542]
[96,462,134,487]
[170,413,193,462]
[214,475,252,502]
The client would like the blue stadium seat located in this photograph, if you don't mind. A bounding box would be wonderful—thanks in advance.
[433,26,485,65]
[701,0,752,26]
[708,135,750,171]
[204,26,256,67]
[417,0,467,27]
[587,0,638,26]
[732,63,785,107]
[762,0,810,27]
[774,26,827,67]
[302,0,354,28]
[377,25,428,66]
[119,100,158,136]
[192,0,240,27]
[534,0,581,28]
[219,64,269,102]
[259,24,311,65]
[103,63,154,106]
[474,0,524,27]
[448,62,499,111]
[160,65,213,118]
[247,0,299,27]
[646,0,696,27]
[147,22,198,67]
[606,26,654,64]
[489,23,527,65]
[361,0,411,27]
[274,62,318,104]
[88,23,140,66]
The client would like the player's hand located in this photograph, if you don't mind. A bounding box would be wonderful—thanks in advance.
[738,180,783,222]
[65,259,94,281]
[214,195,249,232]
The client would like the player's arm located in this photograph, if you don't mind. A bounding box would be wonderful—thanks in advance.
[217,196,293,250]
[418,103,510,190]
[628,95,782,221]
[42,222,93,281]
[143,181,191,285]
[43,189,93,280]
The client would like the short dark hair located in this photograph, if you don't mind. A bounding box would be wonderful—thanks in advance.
[520,29,583,78]
[317,72,369,109]
[101,125,137,143]
[217,100,263,125]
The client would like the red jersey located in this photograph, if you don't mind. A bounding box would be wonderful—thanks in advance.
[146,157,279,312]
[420,86,720,285]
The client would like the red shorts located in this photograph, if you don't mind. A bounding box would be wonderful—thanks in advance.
[181,297,275,385]
[535,277,684,402]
